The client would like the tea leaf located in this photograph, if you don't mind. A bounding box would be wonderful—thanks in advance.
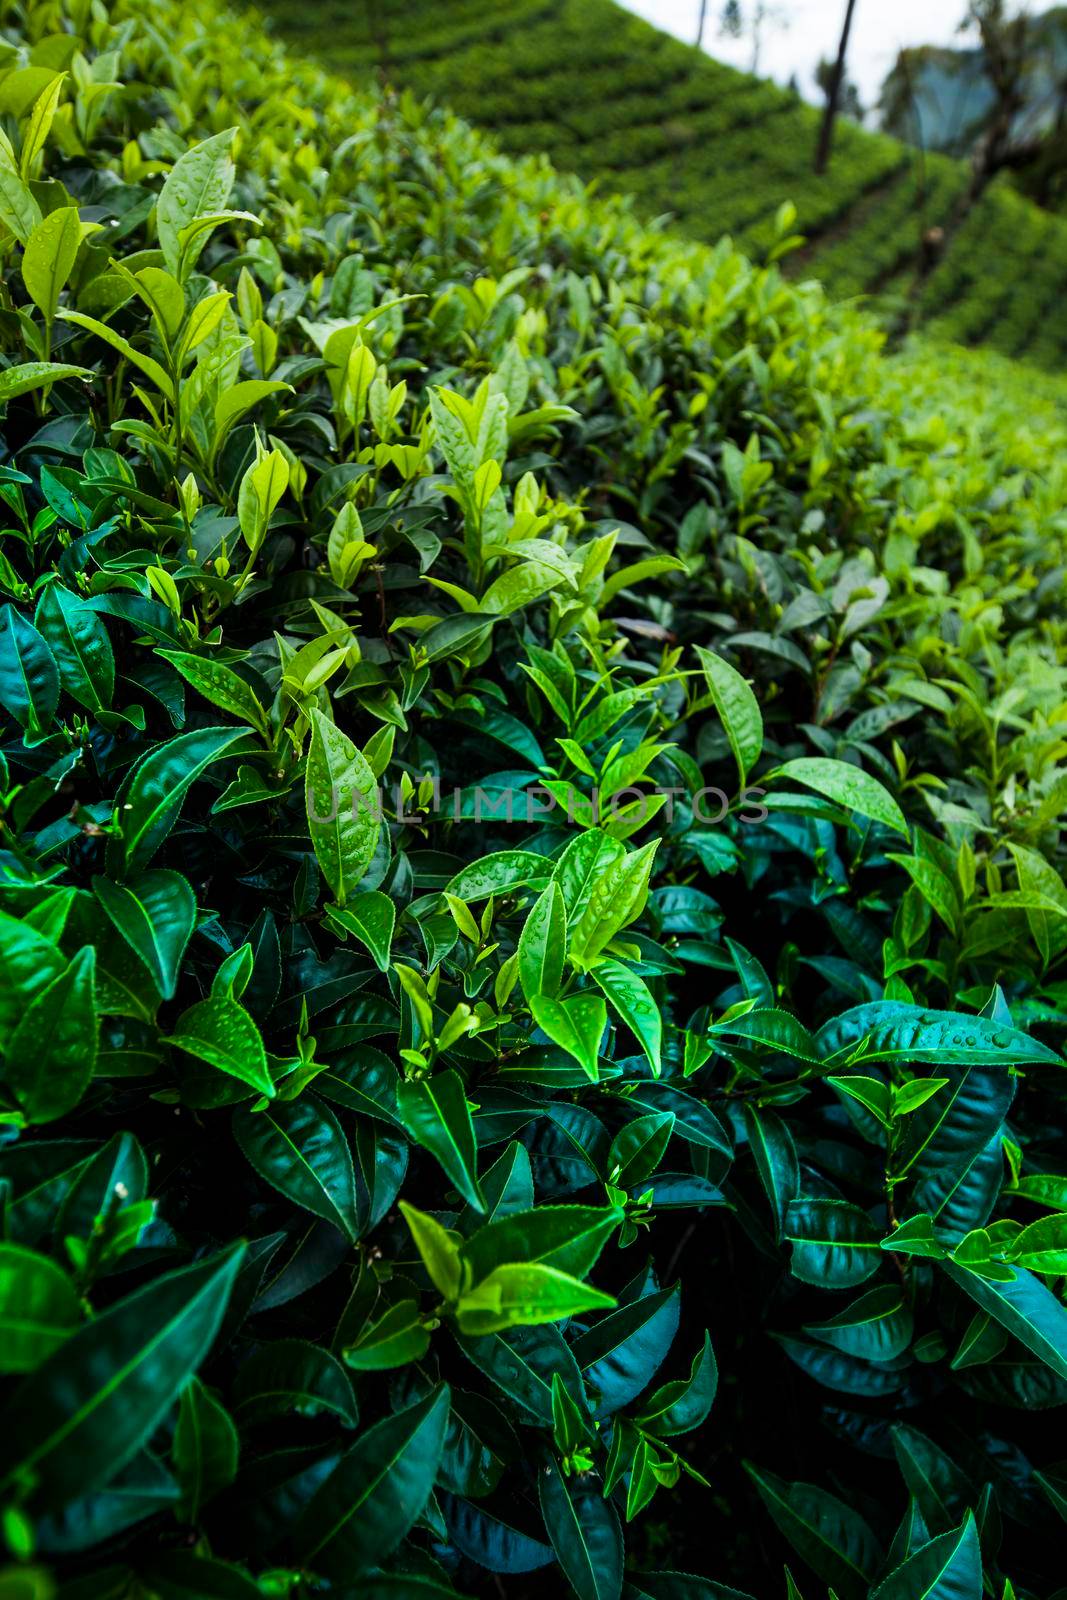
[293,1385,450,1579]
[305,708,380,907]
[0,1246,244,1509]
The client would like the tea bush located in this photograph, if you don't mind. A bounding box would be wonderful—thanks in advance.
[1,2,1067,1598]
[265,0,1067,372]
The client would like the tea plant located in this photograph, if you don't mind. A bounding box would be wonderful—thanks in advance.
[0,2,1066,1598]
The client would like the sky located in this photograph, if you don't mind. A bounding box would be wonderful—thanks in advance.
[619,0,968,113]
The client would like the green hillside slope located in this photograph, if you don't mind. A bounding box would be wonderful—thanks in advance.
[4,0,1067,1593]
[268,0,1067,369]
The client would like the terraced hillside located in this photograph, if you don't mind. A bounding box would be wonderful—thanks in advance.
[267,0,1067,369]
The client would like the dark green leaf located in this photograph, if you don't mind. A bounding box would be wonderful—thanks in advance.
[943,1259,1067,1382]
[173,1377,239,1522]
[397,1068,484,1213]
[233,1337,358,1425]
[0,1244,80,1373]
[35,583,114,710]
[234,1094,358,1241]
[3,947,96,1123]
[93,869,195,1001]
[889,1424,970,1535]
[744,1464,880,1600]
[817,1002,1060,1069]
[539,1466,623,1600]
[456,1323,585,1423]
[0,605,59,735]
[743,1105,799,1240]
[0,1245,243,1509]
[108,727,247,876]
[784,1200,882,1288]
[607,1111,674,1189]
[870,1514,981,1600]
[573,1284,681,1417]
[634,1331,718,1438]
[804,1286,913,1363]
[461,1204,621,1286]
[293,1384,450,1579]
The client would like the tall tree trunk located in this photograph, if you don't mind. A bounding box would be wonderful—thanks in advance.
[696,0,709,50]
[815,0,858,174]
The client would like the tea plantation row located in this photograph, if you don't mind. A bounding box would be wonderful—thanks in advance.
[267,0,1067,370]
